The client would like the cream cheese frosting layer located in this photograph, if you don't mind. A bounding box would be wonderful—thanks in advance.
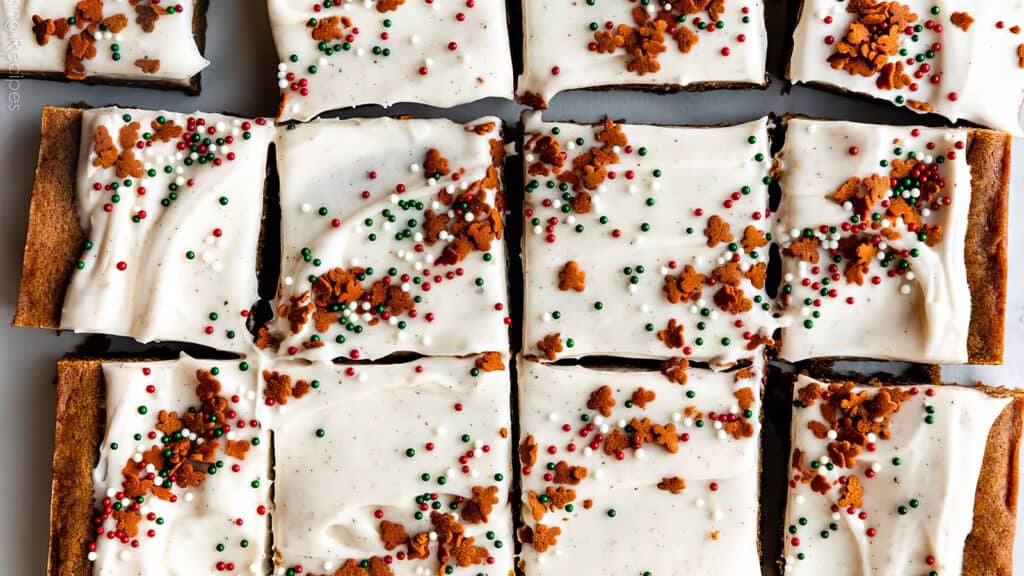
[269,116,510,362]
[4,0,208,85]
[61,107,272,353]
[268,0,513,122]
[782,375,1011,576]
[264,355,514,576]
[775,118,973,364]
[518,0,767,105]
[92,354,270,576]
[790,0,1024,135]
[517,359,762,576]
[522,112,777,365]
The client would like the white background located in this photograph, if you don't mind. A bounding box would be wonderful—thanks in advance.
[0,1,1021,574]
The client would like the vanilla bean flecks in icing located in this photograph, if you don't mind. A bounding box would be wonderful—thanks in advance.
[264,355,514,576]
[775,118,972,363]
[268,117,510,362]
[517,359,762,575]
[518,0,767,109]
[783,375,1011,576]
[91,355,271,576]
[7,0,208,85]
[61,107,272,353]
[268,0,513,122]
[521,113,777,365]
[790,0,1024,135]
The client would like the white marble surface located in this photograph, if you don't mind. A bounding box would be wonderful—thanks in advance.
[0,1,1020,574]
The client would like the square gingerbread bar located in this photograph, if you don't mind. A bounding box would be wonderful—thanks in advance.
[14,106,274,353]
[517,358,763,575]
[521,112,777,366]
[3,0,209,93]
[267,116,510,362]
[518,0,767,109]
[783,373,1023,575]
[48,355,272,576]
[265,354,515,576]
[269,0,513,121]
[774,117,1008,364]
[789,1,1024,134]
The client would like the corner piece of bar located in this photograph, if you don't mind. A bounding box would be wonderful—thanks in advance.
[789,1,1024,134]
[783,372,1022,575]
[15,106,274,353]
[4,0,209,92]
[774,117,1008,364]
[50,355,271,575]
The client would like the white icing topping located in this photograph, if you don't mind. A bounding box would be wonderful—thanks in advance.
[271,116,509,361]
[776,118,973,363]
[522,112,777,365]
[518,359,762,575]
[268,0,513,121]
[266,356,514,575]
[790,0,1024,135]
[3,0,208,85]
[61,107,272,353]
[92,354,270,576]
[519,0,767,103]
[783,375,1011,575]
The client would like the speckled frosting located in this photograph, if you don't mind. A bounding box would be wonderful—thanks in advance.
[61,107,273,353]
[783,375,1010,576]
[518,358,762,575]
[518,0,767,107]
[263,355,514,576]
[269,0,513,121]
[790,0,1024,134]
[522,112,778,366]
[268,116,510,362]
[91,355,271,576]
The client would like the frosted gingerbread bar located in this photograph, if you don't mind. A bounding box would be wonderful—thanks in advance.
[789,1,1024,135]
[266,116,510,362]
[3,0,209,93]
[517,357,763,575]
[14,106,273,353]
[517,0,767,110]
[265,355,515,576]
[774,118,1008,364]
[268,0,513,122]
[783,374,1023,575]
[48,355,271,576]
[521,112,777,365]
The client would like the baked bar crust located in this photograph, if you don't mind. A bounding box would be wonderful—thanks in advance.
[964,129,1011,364]
[48,357,103,576]
[964,392,1022,575]
[14,106,84,330]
